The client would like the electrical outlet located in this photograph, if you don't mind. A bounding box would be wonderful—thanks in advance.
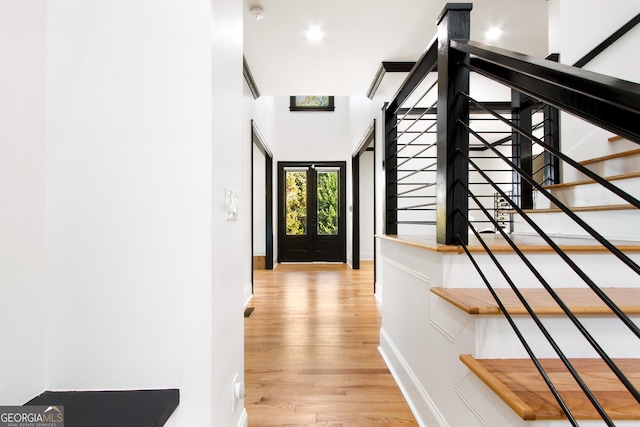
[225,188,238,221]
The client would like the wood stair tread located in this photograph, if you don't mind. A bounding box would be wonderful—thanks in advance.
[504,203,636,214]
[377,234,640,253]
[579,148,640,165]
[460,355,640,420]
[431,287,640,315]
[543,171,640,190]
[609,135,624,142]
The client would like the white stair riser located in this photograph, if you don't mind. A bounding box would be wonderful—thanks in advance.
[475,315,640,359]
[534,176,640,209]
[443,251,640,289]
[430,291,640,359]
[512,208,640,241]
[576,153,640,180]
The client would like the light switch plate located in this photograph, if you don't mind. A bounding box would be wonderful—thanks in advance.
[225,188,238,221]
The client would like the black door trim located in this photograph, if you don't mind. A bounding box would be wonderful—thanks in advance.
[278,161,347,263]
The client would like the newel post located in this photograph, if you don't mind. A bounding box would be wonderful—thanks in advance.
[436,3,472,245]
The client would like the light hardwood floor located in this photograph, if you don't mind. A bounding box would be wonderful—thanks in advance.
[245,262,418,426]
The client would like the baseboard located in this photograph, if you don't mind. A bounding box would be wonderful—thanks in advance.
[379,328,449,427]
[361,252,374,260]
[243,292,253,309]
[236,408,248,427]
[374,291,382,305]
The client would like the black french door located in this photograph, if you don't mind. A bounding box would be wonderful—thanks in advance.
[278,161,346,262]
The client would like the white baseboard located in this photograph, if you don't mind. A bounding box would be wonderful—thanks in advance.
[361,252,374,260]
[379,328,449,427]
[243,293,253,309]
[236,409,248,427]
[374,291,382,305]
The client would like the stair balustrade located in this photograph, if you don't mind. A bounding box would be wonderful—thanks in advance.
[384,3,640,424]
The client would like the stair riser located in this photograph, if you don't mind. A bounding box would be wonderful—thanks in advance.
[534,176,640,209]
[475,315,640,359]
[512,209,640,241]
[430,293,640,359]
[443,252,640,290]
[577,153,640,180]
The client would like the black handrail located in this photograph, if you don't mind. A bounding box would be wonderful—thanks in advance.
[387,37,438,116]
[452,39,640,143]
[574,13,640,68]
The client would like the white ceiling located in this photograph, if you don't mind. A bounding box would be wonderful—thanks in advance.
[243,0,550,96]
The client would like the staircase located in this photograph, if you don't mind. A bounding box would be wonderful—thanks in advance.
[378,4,640,425]
[514,143,640,241]
[422,137,640,425]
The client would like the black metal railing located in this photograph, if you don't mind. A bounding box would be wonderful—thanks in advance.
[384,3,640,424]
[384,38,439,234]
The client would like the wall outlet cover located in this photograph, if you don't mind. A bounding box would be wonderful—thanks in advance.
[226,188,238,221]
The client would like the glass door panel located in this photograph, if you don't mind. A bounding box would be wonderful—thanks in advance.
[285,170,307,235]
[316,169,339,236]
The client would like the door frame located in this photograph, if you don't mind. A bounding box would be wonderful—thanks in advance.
[250,121,274,293]
[277,160,347,263]
[351,119,376,270]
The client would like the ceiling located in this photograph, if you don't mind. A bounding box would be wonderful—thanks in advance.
[243,0,549,97]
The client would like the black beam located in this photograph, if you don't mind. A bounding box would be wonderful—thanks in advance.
[398,101,513,116]
[384,103,398,235]
[543,53,561,187]
[352,156,360,269]
[512,90,534,209]
[265,155,274,269]
[436,3,472,245]
[574,13,640,68]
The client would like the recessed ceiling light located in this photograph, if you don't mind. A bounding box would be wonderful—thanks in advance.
[486,27,503,41]
[306,25,324,42]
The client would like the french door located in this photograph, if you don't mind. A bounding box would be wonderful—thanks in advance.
[278,161,346,262]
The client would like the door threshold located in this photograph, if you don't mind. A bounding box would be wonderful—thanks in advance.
[279,261,345,264]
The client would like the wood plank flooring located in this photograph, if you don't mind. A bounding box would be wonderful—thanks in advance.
[245,262,418,427]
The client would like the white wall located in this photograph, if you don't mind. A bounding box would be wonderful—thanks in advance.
[210,2,246,424]
[273,96,353,161]
[549,0,640,179]
[0,0,47,405]
[45,1,245,426]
